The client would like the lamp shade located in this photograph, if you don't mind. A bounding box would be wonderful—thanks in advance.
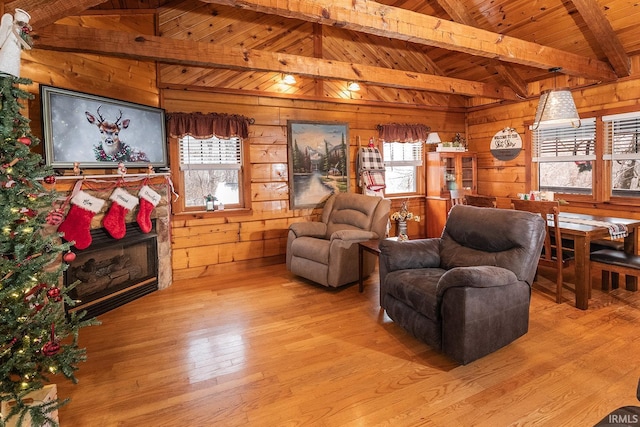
[533,88,581,129]
[347,81,361,91]
[425,132,441,144]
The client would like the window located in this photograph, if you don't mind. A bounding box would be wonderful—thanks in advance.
[603,112,640,197]
[532,118,596,195]
[383,141,423,194]
[178,135,244,210]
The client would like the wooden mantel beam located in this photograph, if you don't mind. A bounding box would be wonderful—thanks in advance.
[5,0,108,28]
[32,24,519,100]
[201,0,617,82]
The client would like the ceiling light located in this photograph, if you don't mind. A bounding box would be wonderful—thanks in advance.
[282,74,297,85]
[425,132,442,144]
[532,68,581,129]
[347,81,361,91]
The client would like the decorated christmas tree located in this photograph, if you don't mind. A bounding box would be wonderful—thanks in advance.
[0,75,96,426]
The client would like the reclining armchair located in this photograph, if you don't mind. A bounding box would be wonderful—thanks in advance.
[379,204,545,364]
[286,193,391,288]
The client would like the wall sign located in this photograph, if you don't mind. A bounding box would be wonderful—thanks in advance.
[490,128,522,161]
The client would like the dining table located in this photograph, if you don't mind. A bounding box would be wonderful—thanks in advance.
[557,212,640,309]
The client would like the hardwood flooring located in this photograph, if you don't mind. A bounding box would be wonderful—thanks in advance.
[55,264,640,426]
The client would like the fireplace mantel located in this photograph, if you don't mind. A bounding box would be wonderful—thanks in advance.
[46,173,173,293]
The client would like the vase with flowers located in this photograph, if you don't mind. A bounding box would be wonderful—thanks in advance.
[390,200,420,241]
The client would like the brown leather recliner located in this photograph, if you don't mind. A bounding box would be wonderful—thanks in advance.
[286,193,391,288]
[379,204,546,364]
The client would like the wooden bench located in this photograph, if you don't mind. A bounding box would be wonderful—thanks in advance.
[590,249,640,291]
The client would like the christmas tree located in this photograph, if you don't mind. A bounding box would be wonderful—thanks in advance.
[0,75,96,426]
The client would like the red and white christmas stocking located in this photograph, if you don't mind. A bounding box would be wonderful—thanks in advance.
[103,187,139,239]
[57,191,106,250]
[137,185,161,233]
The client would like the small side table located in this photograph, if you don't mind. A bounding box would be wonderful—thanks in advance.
[358,239,382,292]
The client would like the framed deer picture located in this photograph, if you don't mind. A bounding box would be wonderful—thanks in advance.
[39,85,168,169]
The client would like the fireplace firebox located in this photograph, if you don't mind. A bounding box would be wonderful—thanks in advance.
[65,221,158,318]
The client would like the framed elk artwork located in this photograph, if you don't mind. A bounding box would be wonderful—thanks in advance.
[39,85,168,169]
[287,120,349,209]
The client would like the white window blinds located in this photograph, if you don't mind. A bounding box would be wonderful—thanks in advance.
[383,141,423,166]
[602,112,640,161]
[179,135,242,170]
[532,118,596,162]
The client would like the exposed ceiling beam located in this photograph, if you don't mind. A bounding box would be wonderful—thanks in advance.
[435,0,528,98]
[32,24,519,100]
[200,0,617,82]
[5,0,108,28]
[570,0,630,77]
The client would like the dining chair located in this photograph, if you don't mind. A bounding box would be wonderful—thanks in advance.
[464,194,497,208]
[449,189,470,206]
[511,199,574,303]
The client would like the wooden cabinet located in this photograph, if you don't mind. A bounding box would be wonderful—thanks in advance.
[425,151,477,237]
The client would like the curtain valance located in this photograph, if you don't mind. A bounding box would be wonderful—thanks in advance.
[167,112,253,139]
[377,123,431,143]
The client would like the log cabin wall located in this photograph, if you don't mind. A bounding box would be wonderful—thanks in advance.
[164,89,460,280]
[17,11,465,281]
[467,56,640,220]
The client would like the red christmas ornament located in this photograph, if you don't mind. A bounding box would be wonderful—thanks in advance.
[42,324,61,357]
[47,287,62,302]
[42,341,61,356]
[63,251,76,263]
[17,136,31,146]
[44,175,56,184]
[46,208,65,226]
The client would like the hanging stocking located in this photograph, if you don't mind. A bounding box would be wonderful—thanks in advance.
[103,187,139,239]
[57,191,105,250]
[137,185,161,233]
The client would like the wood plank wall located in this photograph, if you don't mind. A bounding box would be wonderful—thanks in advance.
[467,55,640,219]
[29,11,640,280]
[163,89,463,280]
[19,13,465,281]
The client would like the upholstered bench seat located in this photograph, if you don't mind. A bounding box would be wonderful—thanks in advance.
[590,238,625,252]
[590,249,640,291]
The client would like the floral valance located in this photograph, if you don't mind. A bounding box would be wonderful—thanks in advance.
[377,123,431,143]
[167,112,253,139]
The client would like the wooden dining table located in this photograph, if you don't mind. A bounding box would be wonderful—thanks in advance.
[557,212,640,309]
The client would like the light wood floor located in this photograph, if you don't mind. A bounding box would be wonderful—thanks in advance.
[55,263,640,426]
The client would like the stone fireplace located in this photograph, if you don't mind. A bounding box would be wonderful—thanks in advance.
[50,173,172,317]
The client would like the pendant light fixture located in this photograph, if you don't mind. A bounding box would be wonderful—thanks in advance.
[282,74,297,85]
[347,81,361,91]
[532,67,581,130]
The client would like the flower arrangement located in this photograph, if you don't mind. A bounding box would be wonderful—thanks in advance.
[390,201,420,241]
[390,201,420,223]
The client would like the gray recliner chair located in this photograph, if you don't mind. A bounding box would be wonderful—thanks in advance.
[379,204,546,364]
[286,193,391,288]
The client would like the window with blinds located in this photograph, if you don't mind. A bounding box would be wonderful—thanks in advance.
[532,118,596,162]
[532,118,596,194]
[178,135,243,208]
[603,112,640,195]
[383,141,423,194]
[179,135,242,170]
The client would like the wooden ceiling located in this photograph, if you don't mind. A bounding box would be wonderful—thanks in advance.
[6,0,640,107]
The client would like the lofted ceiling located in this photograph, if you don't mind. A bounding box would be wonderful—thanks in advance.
[6,0,640,107]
